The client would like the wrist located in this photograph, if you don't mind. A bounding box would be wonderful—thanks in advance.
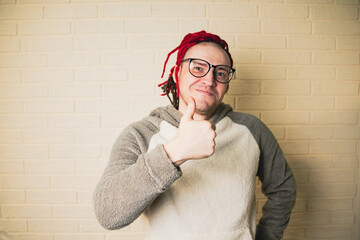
[163,142,186,166]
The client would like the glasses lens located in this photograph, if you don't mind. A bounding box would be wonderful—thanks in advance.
[189,59,210,77]
[214,66,233,83]
[188,58,234,83]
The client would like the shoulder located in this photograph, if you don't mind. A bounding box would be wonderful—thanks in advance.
[120,115,161,140]
[226,111,274,145]
[227,111,266,129]
[117,105,178,143]
[111,111,165,156]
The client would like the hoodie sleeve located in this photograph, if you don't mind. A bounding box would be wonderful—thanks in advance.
[93,123,182,230]
[255,120,297,240]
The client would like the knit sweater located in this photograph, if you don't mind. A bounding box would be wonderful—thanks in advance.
[93,103,296,240]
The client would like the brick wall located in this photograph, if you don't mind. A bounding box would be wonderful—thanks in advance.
[0,1,359,240]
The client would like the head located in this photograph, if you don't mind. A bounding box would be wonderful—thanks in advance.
[159,31,234,116]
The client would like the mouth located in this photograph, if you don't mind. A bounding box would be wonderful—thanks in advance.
[195,88,215,96]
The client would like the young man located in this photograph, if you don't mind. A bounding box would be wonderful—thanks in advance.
[93,31,296,240]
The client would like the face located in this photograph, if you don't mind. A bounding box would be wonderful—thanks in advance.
[176,42,231,120]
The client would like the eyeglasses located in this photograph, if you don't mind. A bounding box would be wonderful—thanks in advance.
[181,58,235,83]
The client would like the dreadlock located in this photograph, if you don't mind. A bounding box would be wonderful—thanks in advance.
[158,30,233,109]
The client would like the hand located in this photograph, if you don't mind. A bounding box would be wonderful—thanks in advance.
[164,97,216,166]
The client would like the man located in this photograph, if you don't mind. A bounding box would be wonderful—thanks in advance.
[93,31,296,240]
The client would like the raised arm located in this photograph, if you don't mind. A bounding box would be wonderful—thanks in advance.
[93,125,182,230]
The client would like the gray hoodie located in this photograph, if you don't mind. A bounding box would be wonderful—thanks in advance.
[93,103,296,240]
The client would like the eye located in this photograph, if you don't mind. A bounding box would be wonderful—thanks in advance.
[194,66,203,71]
[191,62,207,73]
[216,69,228,78]
[216,71,225,77]
[215,66,231,78]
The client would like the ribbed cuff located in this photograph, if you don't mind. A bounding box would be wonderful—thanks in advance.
[144,145,182,191]
[255,225,280,240]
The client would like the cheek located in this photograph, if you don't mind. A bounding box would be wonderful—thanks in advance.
[216,84,229,96]
[180,76,199,91]
[224,84,229,94]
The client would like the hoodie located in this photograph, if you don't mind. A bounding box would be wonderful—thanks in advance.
[93,103,296,240]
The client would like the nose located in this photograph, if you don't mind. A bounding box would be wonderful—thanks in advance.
[201,67,217,87]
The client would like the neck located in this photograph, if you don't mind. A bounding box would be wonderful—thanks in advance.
[193,113,211,121]
[178,105,215,121]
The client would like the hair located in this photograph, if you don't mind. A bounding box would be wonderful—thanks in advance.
[159,30,233,109]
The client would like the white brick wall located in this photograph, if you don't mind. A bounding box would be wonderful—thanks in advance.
[0,1,359,240]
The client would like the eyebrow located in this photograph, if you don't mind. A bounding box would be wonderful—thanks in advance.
[217,66,230,70]
[193,60,208,66]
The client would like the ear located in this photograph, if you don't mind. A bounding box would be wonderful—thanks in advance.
[171,65,177,79]
[172,64,185,87]
[172,64,181,80]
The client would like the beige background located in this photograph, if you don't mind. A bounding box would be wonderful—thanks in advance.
[0,0,359,239]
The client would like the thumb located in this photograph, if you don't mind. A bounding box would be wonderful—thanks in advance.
[183,97,196,121]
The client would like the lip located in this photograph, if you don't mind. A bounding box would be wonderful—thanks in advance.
[195,88,215,96]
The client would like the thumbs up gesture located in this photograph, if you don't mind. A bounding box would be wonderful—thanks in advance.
[164,97,216,166]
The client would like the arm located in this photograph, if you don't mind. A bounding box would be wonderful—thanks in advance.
[255,122,297,240]
[93,98,216,230]
[93,125,182,230]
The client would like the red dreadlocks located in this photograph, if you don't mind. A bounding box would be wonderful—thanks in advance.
[159,30,233,109]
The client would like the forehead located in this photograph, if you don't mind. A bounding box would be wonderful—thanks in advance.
[183,42,230,66]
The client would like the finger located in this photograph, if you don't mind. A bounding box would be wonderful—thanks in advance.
[211,121,216,131]
[183,97,196,121]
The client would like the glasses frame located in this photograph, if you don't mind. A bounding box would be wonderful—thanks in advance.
[181,58,235,83]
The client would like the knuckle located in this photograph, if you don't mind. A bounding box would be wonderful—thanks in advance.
[207,131,216,140]
[209,148,215,156]
[201,121,212,129]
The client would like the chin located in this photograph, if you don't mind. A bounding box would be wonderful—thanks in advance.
[195,102,217,115]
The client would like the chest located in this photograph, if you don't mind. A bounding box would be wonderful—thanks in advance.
[148,117,260,199]
[146,117,260,235]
